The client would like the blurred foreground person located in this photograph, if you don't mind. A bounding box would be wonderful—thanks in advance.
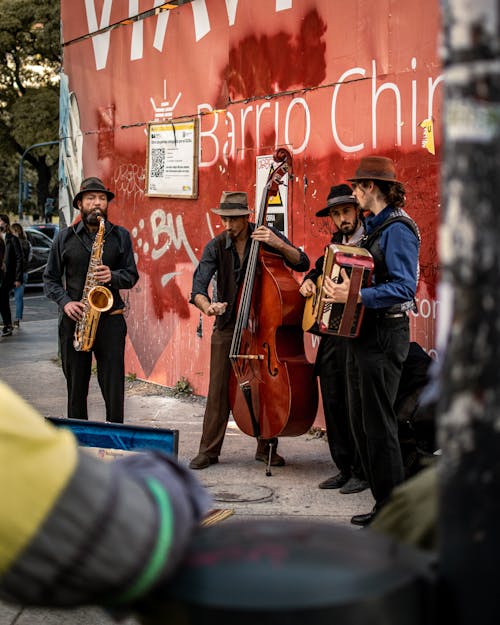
[0,381,211,607]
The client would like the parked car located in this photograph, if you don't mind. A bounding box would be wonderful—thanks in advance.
[29,223,59,240]
[25,228,54,286]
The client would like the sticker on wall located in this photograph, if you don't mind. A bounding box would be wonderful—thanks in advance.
[256,154,289,237]
[420,118,435,155]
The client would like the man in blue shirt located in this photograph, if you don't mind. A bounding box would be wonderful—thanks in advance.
[323,156,420,526]
[189,191,309,470]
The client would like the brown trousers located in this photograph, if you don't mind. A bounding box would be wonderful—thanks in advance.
[198,324,278,458]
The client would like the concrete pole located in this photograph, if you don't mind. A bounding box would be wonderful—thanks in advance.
[439,1,500,623]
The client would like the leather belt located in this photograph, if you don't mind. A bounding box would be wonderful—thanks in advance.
[109,309,124,316]
[380,312,406,319]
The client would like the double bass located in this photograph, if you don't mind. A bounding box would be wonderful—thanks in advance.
[229,148,318,443]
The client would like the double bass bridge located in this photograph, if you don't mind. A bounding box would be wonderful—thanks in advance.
[231,354,264,360]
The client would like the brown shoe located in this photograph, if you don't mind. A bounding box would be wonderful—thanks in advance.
[255,450,286,466]
[189,453,218,470]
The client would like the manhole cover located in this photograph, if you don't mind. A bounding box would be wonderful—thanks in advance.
[205,483,274,503]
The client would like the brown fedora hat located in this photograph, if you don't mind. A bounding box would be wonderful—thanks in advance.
[211,191,251,216]
[315,184,358,217]
[72,177,115,208]
[347,156,401,184]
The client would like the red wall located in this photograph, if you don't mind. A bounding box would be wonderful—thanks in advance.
[61,0,442,396]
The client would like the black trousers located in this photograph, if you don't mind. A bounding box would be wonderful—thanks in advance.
[0,281,13,327]
[317,335,363,478]
[347,315,409,506]
[59,313,127,423]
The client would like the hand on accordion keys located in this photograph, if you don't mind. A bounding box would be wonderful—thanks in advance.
[322,268,361,305]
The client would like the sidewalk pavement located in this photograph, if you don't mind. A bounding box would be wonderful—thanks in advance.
[0,317,374,625]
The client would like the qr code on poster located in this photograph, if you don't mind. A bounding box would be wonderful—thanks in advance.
[150,148,165,177]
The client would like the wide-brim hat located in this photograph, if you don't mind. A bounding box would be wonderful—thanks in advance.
[211,191,251,216]
[347,156,401,184]
[72,177,115,208]
[315,184,358,217]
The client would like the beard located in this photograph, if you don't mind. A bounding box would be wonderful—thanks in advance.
[340,220,358,237]
[82,209,105,226]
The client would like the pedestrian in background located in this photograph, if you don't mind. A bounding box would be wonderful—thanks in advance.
[10,223,32,329]
[0,214,23,337]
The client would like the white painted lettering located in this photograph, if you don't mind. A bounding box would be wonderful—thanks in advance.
[240,106,254,159]
[130,0,143,61]
[284,98,310,154]
[192,0,210,42]
[198,104,219,167]
[223,110,236,164]
[225,0,239,25]
[256,102,272,152]
[372,59,402,148]
[85,0,112,71]
[411,57,417,145]
[331,67,366,152]
[153,0,170,52]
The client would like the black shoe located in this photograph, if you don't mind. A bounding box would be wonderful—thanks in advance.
[339,476,370,494]
[318,472,349,489]
[1,326,13,337]
[189,453,219,470]
[351,509,377,527]
[255,451,286,466]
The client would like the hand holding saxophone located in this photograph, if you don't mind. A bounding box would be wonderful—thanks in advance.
[64,301,85,321]
[94,264,112,284]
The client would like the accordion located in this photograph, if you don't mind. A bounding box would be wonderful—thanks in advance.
[302,244,374,338]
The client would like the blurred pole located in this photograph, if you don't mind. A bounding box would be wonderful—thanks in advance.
[439,1,500,623]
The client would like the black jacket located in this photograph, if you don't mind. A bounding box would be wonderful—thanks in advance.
[43,220,139,313]
[2,232,23,287]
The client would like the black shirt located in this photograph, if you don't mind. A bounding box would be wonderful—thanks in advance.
[190,223,309,329]
[43,220,139,312]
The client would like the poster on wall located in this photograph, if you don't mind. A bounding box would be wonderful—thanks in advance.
[146,118,199,198]
[256,154,289,237]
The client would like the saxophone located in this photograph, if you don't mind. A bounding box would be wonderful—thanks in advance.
[73,216,114,351]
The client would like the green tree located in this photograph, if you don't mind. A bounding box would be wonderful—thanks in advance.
[0,0,60,218]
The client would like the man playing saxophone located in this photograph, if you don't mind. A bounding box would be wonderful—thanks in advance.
[44,177,139,423]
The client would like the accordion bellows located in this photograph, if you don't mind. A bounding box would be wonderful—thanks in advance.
[303,244,374,338]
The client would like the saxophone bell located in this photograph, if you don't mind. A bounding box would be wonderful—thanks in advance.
[88,285,113,313]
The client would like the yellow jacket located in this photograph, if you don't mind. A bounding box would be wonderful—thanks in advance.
[0,382,77,575]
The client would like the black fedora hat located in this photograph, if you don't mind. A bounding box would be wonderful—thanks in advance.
[211,191,251,216]
[72,177,115,208]
[315,184,358,217]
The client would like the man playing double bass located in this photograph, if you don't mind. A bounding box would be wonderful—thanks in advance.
[189,191,310,470]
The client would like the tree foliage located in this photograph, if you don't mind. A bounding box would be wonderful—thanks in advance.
[0,0,60,217]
